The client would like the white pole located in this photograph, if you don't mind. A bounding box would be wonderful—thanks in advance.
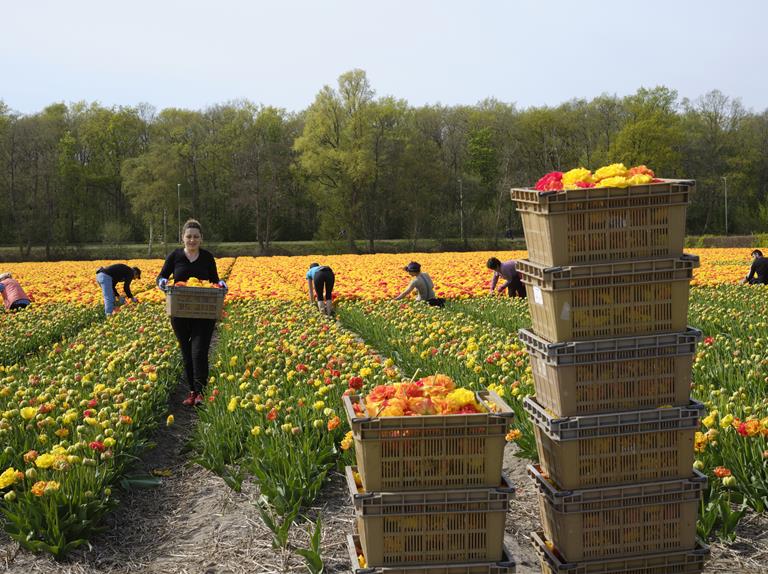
[722,176,728,235]
[177,183,181,241]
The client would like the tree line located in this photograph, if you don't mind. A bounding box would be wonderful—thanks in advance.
[1,69,766,257]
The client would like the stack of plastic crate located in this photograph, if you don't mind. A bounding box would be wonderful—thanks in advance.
[510,180,710,574]
[342,391,518,574]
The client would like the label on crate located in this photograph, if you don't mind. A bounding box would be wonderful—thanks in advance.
[560,302,571,320]
[533,286,544,305]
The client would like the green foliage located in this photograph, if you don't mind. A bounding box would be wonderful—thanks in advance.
[100,220,132,245]
[296,516,324,574]
[1,79,768,252]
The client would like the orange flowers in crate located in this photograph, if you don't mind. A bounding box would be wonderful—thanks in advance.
[355,375,486,417]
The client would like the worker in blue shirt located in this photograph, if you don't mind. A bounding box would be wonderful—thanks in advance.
[306,263,335,315]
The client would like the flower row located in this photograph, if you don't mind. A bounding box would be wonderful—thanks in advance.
[0,303,179,556]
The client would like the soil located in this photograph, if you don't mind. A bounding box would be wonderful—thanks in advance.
[1,386,766,574]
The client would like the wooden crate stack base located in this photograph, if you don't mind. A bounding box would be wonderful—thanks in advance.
[347,535,517,574]
[343,391,516,570]
[531,532,709,574]
[529,465,705,562]
[346,466,513,567]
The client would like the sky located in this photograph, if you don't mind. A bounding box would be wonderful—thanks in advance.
[2,0,766,115]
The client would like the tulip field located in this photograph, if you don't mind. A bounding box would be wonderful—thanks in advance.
[0,248,767,571]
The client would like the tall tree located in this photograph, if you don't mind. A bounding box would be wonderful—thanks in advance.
[295,69,379,250]
[121,143,183,254]
[610,86,684,177]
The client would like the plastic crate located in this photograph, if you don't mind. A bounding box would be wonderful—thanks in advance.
[347,534,517,574]
[346,466,513,567]
[519,328,702,417]
[525,398,704,489]
[528,464,705,562]
[532,532,709,574]
[518,256,698,342]
[342,391,513,492]
[165,285,224,320]
[511,180,693,266]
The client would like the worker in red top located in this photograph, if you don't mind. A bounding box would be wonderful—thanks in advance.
[0,272,32,311]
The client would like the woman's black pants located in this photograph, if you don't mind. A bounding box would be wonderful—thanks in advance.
[170,317,216,393]
[506,274,527,298]
[313,267,335,301]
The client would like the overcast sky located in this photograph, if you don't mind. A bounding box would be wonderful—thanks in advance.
[2,0,766,114]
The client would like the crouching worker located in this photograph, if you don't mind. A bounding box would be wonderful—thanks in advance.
[740,249,768,285]
[0,273,31,311]
[96,264,141,316]
[487,257,526,298]
[394,261,445,307]
[306,263,335,315]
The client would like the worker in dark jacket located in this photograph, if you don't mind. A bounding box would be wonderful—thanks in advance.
[96,264,141,316]
[741,249,768,285]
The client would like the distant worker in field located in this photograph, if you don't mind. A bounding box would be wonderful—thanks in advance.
[307,262,335,316]
[0,272,31,311]
[741,249,768,285]
[96,264,141,316]
[394,261,445,307]
[487,257,526,298]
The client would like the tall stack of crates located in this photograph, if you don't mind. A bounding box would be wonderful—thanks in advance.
[342,391,518,574]
[511,180,711,574]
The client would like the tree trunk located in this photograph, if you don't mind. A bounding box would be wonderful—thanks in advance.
[410,218,419,251]
[162,208,168,256]
[148,219,154,257]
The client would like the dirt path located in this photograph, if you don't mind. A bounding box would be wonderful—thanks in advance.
[2,389,766,573]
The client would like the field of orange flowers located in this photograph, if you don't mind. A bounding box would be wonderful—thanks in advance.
[0,248,766,561]
[0,248,755,305]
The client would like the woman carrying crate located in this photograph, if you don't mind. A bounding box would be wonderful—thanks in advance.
[157,219,227,407]
[306,262,335,315]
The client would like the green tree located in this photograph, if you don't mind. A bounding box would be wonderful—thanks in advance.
[295,69,381,250]
[610,87,684,177]
[121,144,183,255]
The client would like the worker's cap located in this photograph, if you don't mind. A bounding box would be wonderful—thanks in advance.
[404,261,421,272]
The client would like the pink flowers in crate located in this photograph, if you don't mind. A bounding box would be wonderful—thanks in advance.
[534,163,661,192]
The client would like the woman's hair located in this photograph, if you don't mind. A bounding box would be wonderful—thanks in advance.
[309,263,319,269]
[182,219,203,236]
[487,257,501,270]
[752,249,764,257]
[132,267,142,279]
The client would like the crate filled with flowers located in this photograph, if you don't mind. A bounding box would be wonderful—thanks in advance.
[165,277,225,320]
[511,164,693,267]
[342,375,514,492]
